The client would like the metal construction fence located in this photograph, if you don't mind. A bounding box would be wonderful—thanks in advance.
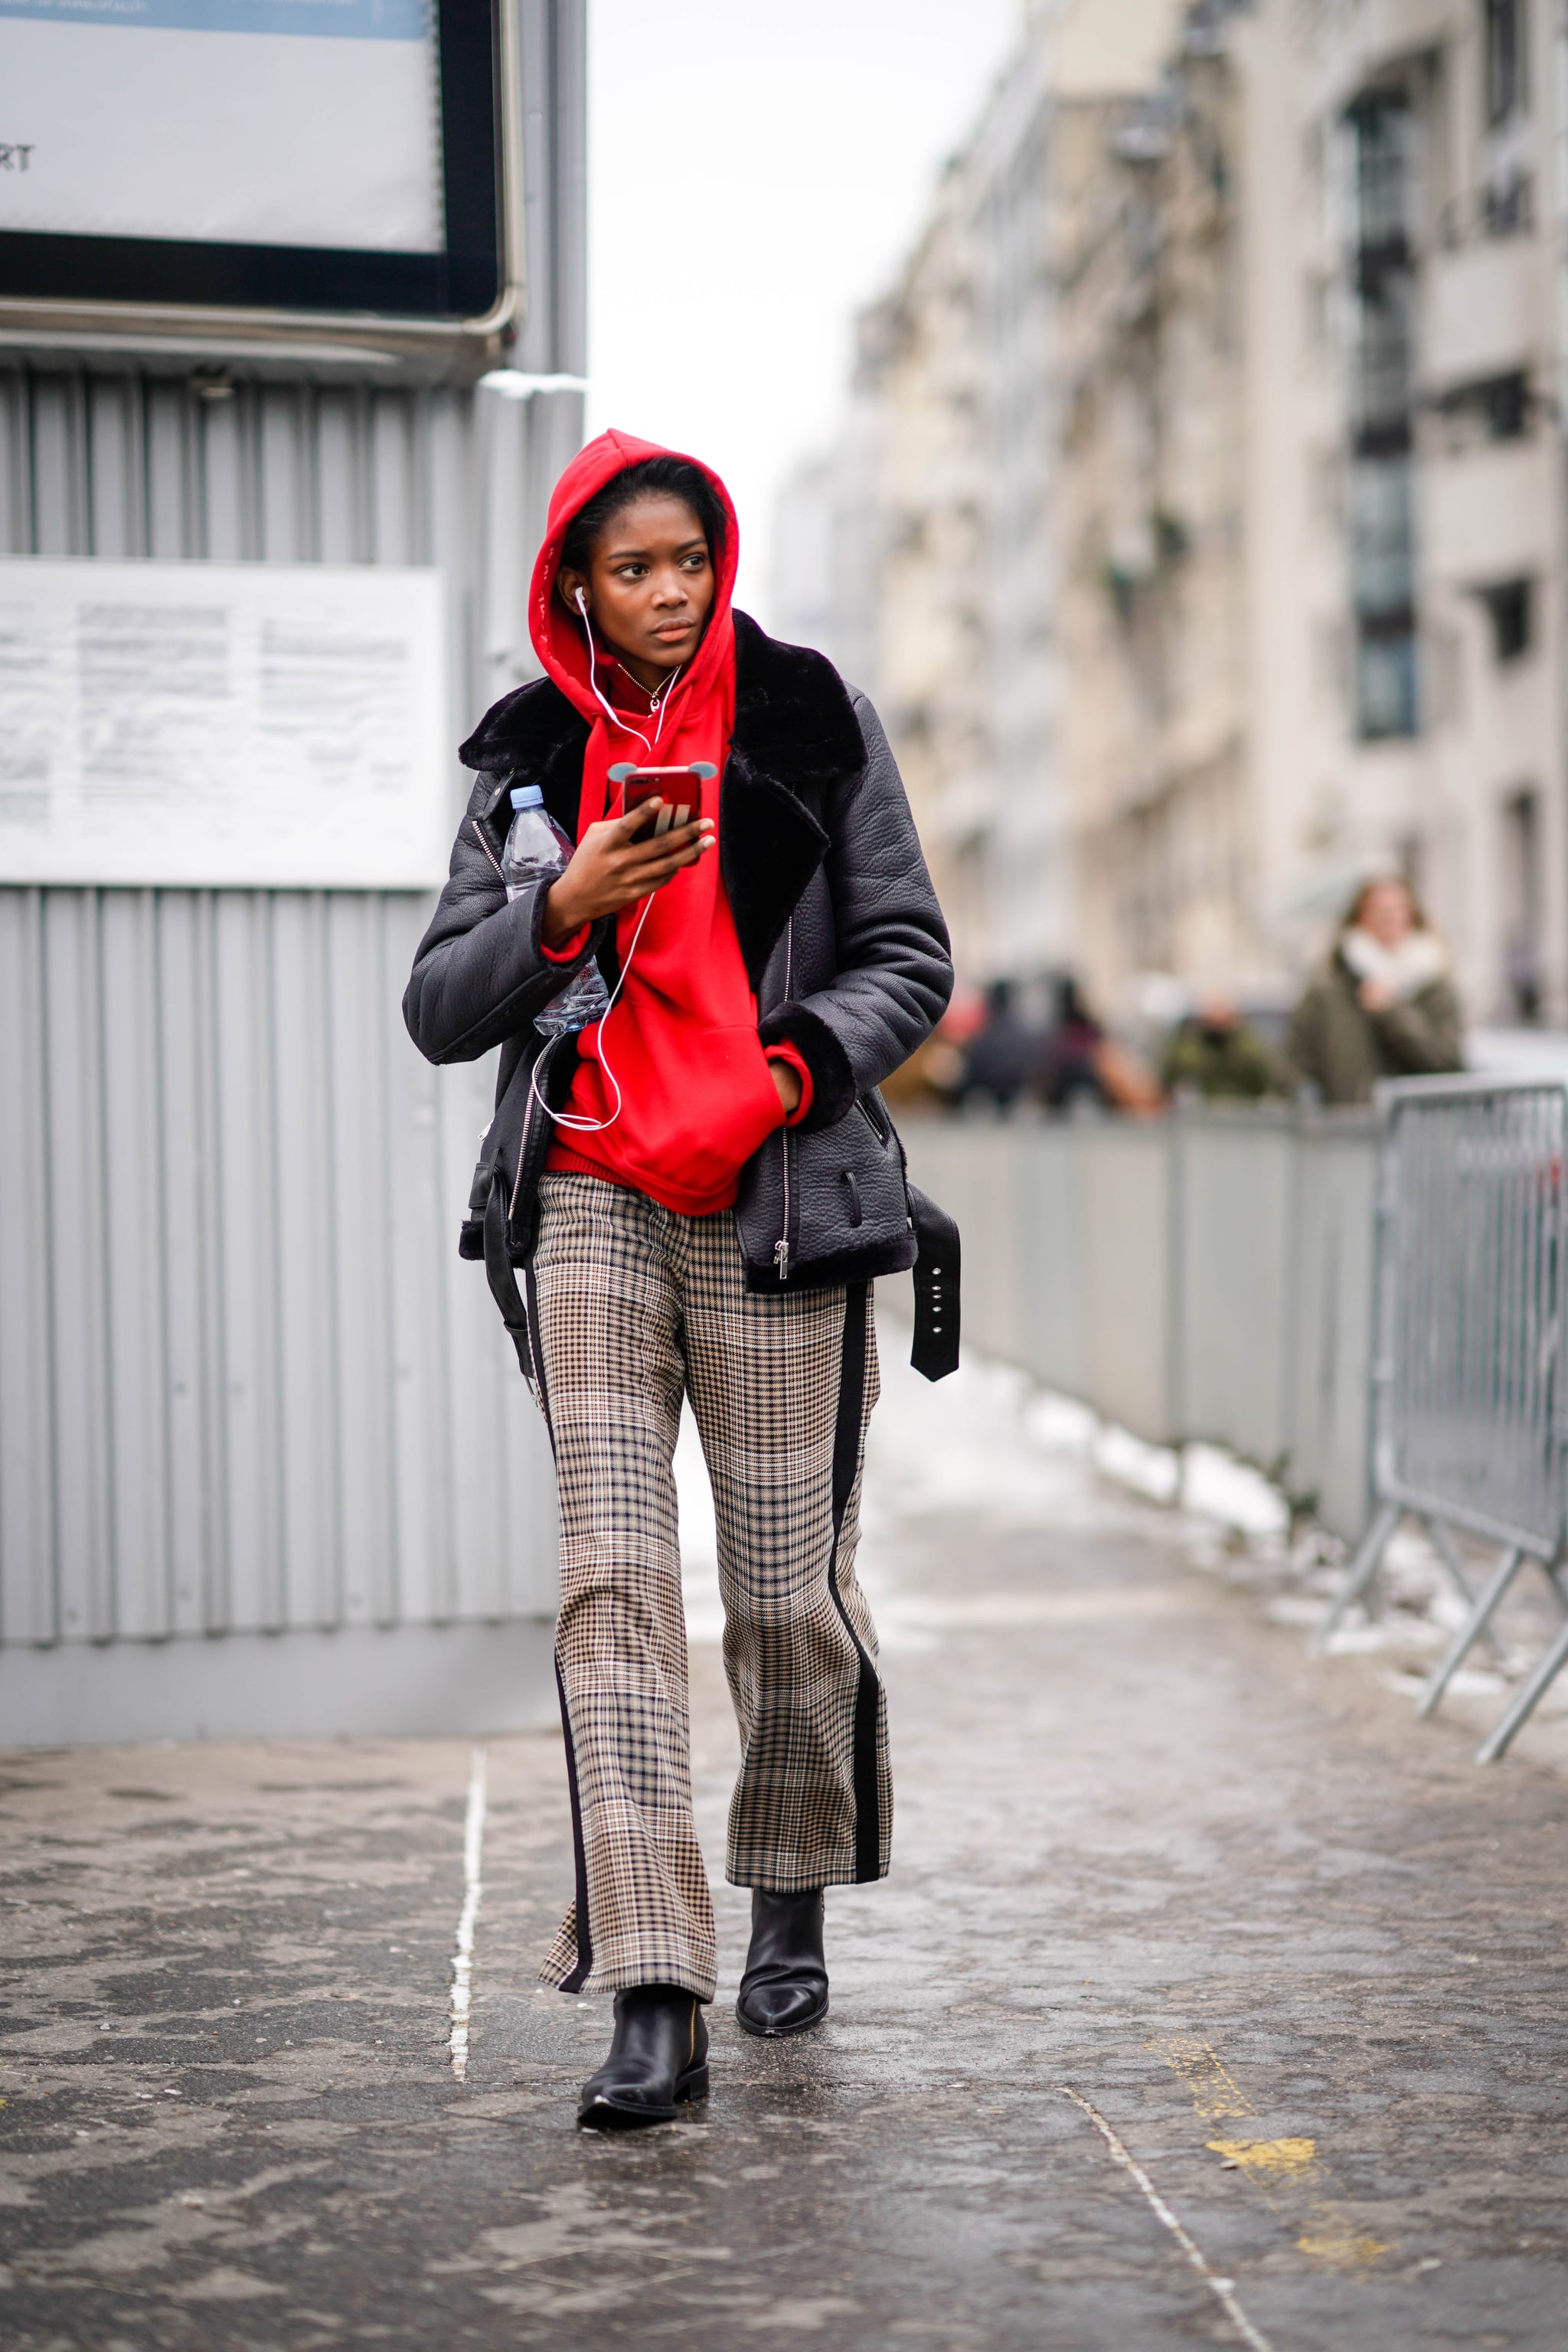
[899,1105,1381,1544]
[901,1083,1568,1760]
[1312,1078,1568,1759]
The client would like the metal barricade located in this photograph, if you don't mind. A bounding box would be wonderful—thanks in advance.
[1285,1110,1380,1543]
[1173,1106,1297,1474]
[896,1106,1378,1537]
[1314,1076,1568,1759]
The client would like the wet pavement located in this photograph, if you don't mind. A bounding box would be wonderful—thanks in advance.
[4,1319,1568,2350]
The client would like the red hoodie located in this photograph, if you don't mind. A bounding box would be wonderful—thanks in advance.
[531,431,810,1217]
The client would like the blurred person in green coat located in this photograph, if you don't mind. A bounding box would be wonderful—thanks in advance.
[1285,874,1462,1106]
[1159,991,1287,1102]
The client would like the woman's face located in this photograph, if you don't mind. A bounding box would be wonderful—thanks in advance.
[1357,879,1416,948]
[557,494,715,681]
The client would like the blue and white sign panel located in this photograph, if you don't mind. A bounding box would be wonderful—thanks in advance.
[0,0,444,253]
[0,557,451,889]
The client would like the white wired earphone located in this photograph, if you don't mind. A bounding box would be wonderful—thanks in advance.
[528,585,688,1135]
[575,582,684,760]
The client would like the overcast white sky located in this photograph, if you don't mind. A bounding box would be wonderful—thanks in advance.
[586,0,1024,622]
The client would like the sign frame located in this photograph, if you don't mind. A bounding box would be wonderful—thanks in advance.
[0,0,523,372]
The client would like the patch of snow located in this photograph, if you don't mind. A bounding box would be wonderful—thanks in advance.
[1181,1444,1289,1539]
[1093,1423,1181,1504]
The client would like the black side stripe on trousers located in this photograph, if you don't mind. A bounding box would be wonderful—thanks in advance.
[528,1259,595,1991]
[554,1658,595,1993]
[524,1262,554,1450]
[828,1281,883,1883]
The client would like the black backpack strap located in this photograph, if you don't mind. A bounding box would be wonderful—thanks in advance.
[482,1164,534,1383]
[907,1183,960,1381]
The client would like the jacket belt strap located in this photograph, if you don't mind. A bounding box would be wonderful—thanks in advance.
[907,1184,960,1382]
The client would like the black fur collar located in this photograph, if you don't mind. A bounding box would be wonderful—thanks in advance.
[459,612,864,988]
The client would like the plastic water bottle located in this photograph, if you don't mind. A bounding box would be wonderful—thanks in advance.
[501,784,610,1037]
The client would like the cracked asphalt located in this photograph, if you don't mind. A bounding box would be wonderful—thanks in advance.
[3,1323,1568,2350]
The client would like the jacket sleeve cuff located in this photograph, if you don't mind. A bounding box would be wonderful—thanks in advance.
[757,1001,857,1132]
[541,920,592,965]
[764,1042,815,1126]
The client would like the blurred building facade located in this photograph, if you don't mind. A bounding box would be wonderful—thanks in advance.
[773,22,1060,978]
[776,0,1568,1025]
[1050,2,1252,996]
[1278,0,1568,1023]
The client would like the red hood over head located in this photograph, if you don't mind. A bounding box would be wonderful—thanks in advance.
[528,429,740,727]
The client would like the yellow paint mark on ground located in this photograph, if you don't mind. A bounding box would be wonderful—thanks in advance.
[1149,2034,1256,2121]
[1207,2137,1318,2179]
[1296,2230,1394,2270]
[1153,2035,1395,2275]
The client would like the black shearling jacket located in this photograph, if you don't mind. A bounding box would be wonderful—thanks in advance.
[403,612,954,1318]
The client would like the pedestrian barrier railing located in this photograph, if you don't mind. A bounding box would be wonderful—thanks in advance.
[897,1086,1568,1763]
[897,1103,1380,1544]
[1311,1076,1568,1761]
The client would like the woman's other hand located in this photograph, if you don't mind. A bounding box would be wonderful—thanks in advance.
[769,1059,802,1118]
[1359,978,1396,1014]
[541,803,714,946]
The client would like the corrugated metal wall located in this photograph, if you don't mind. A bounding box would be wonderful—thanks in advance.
[0,2,585,1716]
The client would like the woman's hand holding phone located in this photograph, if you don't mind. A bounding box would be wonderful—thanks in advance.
[541,801,714,947]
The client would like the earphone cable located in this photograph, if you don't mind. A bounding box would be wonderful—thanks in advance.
[531,589,694,1135]
[574,585,684,758]
[528,887,656,1135]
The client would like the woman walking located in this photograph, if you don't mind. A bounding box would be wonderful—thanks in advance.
[403,432,952,2128]
[1286,873,1462,1105]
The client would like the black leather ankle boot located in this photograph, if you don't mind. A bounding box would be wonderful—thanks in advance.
[736,1889,828,2038]
[577,1985,709,2130]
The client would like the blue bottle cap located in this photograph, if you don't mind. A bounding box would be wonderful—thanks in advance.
[510,783,544,809]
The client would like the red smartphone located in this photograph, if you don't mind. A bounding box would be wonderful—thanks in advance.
[609,760,716,836]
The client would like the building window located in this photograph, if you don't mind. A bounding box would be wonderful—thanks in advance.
[1349,93,1415,250]
[1482,171,1533,237]
[1433,370,1533,448]
[1478,577,1533,662]
[1351,455,1415,613]
[1347,92,1419,737]
[1356,628,1419,739]
[1351,454,1419,736]
[1351,275,1416,442]
[1478,371,1529,439]
[1484,0,1527,125]
[1501,786,1541,1018]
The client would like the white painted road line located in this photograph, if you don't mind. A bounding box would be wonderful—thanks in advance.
[449,1746,488,2082]
[1056,2086,1277,2352]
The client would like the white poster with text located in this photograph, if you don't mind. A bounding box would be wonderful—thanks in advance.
[0,557,452,889]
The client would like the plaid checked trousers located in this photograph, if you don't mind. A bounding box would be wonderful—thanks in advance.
[526,1173,890,2001]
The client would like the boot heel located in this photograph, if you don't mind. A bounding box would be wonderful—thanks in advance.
[676,2063,710,2104]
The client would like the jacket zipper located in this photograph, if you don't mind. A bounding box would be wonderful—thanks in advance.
[776,1134,792,1282]
[472,815,507,887]
[775,917,795,1281]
